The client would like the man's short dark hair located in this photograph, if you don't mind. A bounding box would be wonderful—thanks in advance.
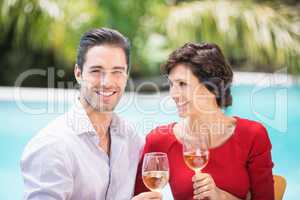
[76,27,131,72]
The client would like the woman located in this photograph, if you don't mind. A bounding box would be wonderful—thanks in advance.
[134,42,274,200]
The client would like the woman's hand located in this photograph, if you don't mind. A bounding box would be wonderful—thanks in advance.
[132,191,162,200]
[192,172,221,200]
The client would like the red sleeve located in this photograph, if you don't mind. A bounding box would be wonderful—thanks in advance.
[134,124,175,195]
[134,134,151,195]
[248,124,274,200]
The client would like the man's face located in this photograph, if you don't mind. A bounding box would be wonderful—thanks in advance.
[75,45,128,112]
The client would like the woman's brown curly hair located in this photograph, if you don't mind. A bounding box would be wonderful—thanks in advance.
[162,42,233,108]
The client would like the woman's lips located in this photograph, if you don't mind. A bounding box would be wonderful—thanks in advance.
[176,101,189,111]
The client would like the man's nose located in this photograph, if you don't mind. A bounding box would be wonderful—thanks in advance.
[101,72,114,87]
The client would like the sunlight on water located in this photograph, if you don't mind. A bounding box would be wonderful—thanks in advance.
[0,85,299,200]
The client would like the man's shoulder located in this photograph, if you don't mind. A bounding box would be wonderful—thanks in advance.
[22,113,74,156]
[20,114,75,180]
[38,113,74,138]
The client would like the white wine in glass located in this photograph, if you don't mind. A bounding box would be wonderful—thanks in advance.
[142,152,169,192]
[182,134,209,174]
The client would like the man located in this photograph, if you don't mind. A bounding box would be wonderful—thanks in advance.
[21,28,161,200]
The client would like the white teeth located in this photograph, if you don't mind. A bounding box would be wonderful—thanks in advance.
[97,91,114,96]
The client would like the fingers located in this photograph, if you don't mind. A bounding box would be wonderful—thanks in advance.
[133,191,162,200]
[194,190,211,200]
[192,172,208,182]
[193,175,211,189]
[146,191,161,199]
[194,183,212,194]
[192,173,216,198]
[192,173,213,187]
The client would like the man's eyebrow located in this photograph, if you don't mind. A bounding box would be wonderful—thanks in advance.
[89,65,104,70]
[112,66,127,70]
[88,65,126,70]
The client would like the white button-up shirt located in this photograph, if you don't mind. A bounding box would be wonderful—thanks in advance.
[20,101,144,200]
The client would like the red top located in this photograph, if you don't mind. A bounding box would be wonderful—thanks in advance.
[134,117,274,200]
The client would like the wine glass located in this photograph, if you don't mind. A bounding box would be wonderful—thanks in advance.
[142,152,169,192]
[182,134,209,175]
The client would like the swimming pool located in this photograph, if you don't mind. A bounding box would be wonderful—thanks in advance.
[0,83,299,199]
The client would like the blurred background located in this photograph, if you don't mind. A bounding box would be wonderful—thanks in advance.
[0,0,300,199]
[1,0,300,87]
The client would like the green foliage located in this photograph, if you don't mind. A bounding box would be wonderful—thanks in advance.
[0,0,300,87]
[164,0,300,74]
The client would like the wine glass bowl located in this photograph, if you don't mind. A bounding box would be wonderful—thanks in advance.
[142,152,169,192]
[182,134,209,173]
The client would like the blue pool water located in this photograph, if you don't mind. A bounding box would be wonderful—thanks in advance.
[0,85,299,199]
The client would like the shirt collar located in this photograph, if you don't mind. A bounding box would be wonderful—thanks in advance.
[66,100,121,136]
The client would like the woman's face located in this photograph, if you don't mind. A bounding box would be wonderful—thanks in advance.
[168,64,217,118]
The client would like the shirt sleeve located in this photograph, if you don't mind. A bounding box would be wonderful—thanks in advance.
[247,124,274,200]
[20,137,74,200]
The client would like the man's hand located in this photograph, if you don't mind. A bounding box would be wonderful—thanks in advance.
[132,191,162,200]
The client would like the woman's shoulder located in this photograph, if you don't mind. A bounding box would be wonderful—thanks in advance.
[144,123,177,151]
[147,123,176,140]
[235,117,272,151]
[236,117,269,139]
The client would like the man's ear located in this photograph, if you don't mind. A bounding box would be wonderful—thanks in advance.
[74,64,82,84]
